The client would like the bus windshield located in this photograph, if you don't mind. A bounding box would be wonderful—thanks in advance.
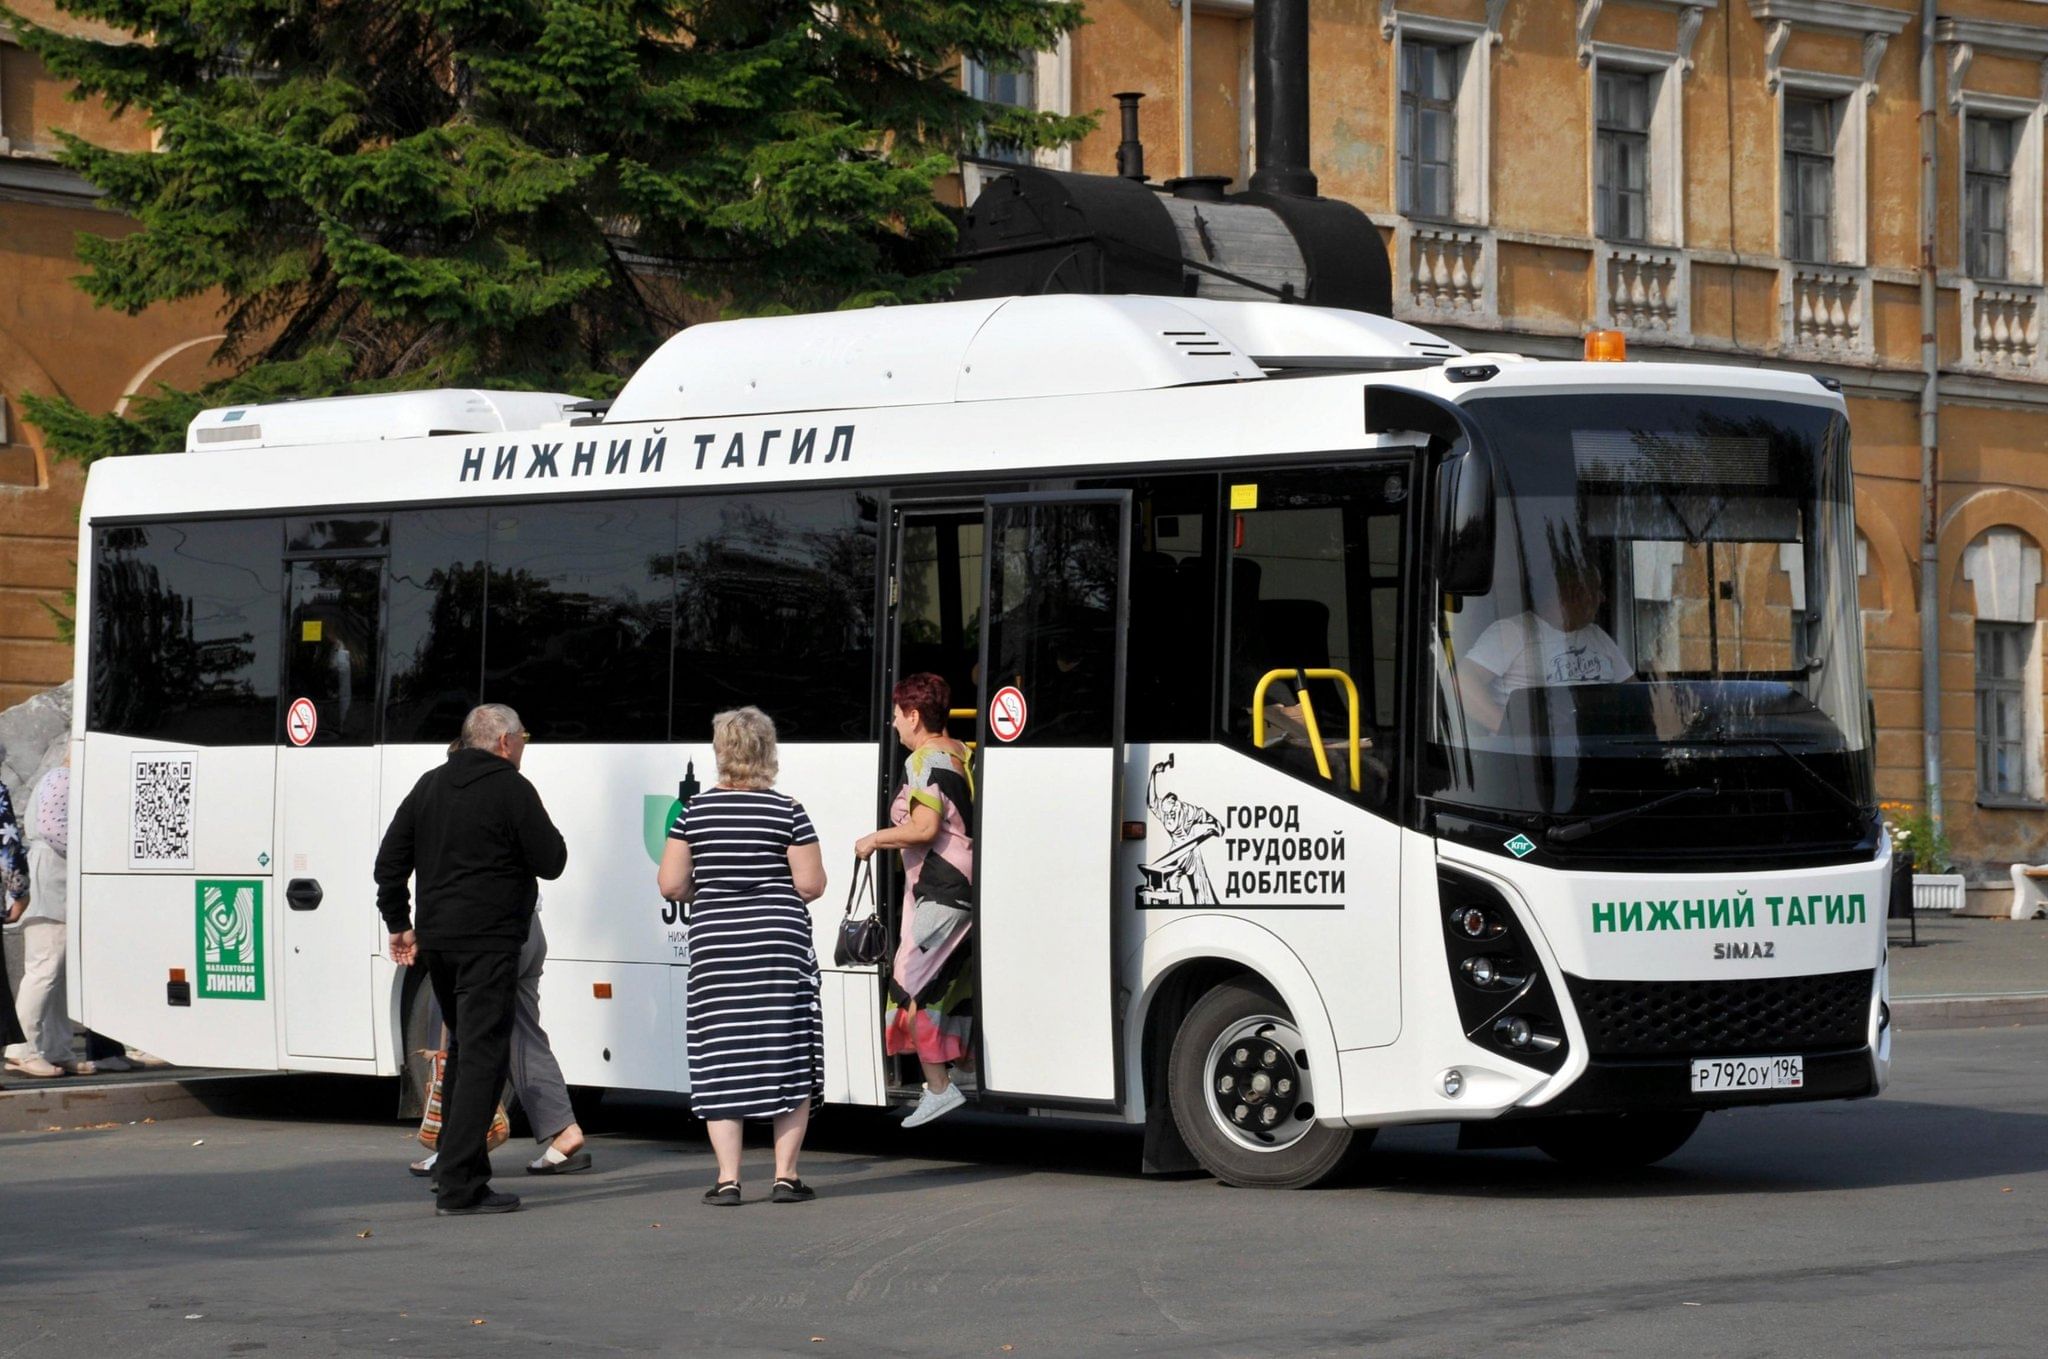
[1425,391,1874,857]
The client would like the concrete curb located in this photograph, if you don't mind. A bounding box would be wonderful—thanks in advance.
[0,1074,262,1135]
[1891,992,2048,1030]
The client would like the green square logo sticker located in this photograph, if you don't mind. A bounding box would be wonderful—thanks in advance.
[196,880,265,1000]
[1504,834,1537,859]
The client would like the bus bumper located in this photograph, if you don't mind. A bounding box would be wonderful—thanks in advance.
[1509,1044,1880,1117]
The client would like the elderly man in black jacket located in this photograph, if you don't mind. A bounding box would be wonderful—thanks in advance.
[376,703,567,1216]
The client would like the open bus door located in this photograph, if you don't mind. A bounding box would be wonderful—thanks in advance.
[972,493,1129,1108]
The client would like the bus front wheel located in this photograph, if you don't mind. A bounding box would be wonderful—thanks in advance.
[1529,1110,1704,1169]
[1167,978,1365,1189]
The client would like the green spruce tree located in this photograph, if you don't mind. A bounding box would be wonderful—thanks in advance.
[8,0,1088,460]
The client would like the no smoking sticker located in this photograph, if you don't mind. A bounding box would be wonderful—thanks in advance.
[286,697,318,747]
[990,686,1028,743]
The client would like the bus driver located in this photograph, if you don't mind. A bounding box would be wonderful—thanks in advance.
[1456,554,1634,732]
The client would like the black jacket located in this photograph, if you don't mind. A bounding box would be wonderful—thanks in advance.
[374,749,568,953]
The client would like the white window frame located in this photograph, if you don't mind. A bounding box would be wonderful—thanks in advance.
[1962,527,2047,805]
[960,37,1073,201]
[1586,44,1686,247]
[1775,72,1865,266]
[1955,91,2045,287]
[1382,3,1505,227]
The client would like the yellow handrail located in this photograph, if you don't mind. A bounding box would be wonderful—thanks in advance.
[1251,667,1363,793]
[949,706,979,756]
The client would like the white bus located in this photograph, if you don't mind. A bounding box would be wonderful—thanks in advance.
[66,294,1889,1188]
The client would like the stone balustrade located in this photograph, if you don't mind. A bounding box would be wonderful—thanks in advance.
[1960,282,2044,377]
[1397,225,1496,327]
[1599,246,1687,336]
[1783,265,1872,358]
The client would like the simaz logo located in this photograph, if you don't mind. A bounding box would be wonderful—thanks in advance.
[1713,941,1778,960]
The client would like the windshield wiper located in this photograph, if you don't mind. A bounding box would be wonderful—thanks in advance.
[1671,731,1871,821]
[1546,785,1716,845]
[1742,734,1870,820]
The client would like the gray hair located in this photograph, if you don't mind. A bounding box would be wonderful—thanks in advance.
[460,703,524,751]
[711,706,779,789]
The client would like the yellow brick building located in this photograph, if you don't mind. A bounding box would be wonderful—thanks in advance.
[1,1,226,710]
[6,0,2048,900]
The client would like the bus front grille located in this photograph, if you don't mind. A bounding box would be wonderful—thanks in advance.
[1563,969,1875,1058]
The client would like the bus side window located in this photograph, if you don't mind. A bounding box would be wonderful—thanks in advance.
[1091,475,1218,743]
[484,501,675,744]
[385,509,488,746]
[89,518,284,746]
[673,490,881,743]
[1225,466,1409,810]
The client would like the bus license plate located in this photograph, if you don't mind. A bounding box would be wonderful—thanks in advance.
[1690,1055,1803,1093]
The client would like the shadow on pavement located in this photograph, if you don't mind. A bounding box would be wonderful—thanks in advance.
[89,1070,2048,1203]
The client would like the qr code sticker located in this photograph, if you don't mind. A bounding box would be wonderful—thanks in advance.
[131,754,196,870]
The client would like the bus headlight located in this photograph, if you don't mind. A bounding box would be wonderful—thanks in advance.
[1460,955,1527,991]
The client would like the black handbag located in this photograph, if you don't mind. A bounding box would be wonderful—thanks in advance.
[833,857,889,967]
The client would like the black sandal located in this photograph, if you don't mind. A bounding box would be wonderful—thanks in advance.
[771,1178,816,1204]
[702,1180,741,1206]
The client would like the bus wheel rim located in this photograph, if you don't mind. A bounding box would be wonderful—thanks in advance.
[1202,1014,1313,1153]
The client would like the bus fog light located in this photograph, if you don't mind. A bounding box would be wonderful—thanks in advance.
[1495,1015,1533,1048]
[1441,1069,1464,1098]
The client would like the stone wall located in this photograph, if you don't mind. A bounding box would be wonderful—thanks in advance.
[0,678,69,810]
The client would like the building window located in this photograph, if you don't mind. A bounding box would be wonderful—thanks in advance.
[1398,41,1459,220]
[1965,115,2015,281]
[965,53,1037,165]
[1977,621,2030,799]
[1782,95,1837,263]
[1596,68,1652,242]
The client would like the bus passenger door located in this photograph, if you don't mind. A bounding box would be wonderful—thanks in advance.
[974,493,1130,1108]
[276,531,386,1062]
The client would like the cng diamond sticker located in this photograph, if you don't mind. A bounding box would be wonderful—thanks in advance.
[1504,834,1537,859]
[196,880,265,1000]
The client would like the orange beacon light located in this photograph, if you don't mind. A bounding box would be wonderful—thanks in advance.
[1584,329,1627,362]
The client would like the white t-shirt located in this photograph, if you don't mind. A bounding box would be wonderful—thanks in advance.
[1465,611,1635,710]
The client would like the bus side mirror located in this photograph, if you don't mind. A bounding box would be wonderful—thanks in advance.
[1364,386,1494,597]
[1436,445,1495,597]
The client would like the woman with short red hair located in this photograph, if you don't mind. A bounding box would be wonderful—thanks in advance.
[856,672,976,1128]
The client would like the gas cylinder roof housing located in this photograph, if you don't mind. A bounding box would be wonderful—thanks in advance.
[602,295,1466,424]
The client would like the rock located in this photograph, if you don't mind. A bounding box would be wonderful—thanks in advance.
[0,681,72,807]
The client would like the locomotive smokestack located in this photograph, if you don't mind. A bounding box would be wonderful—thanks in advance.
[1114,92,1147,181]
[1248,0,1317,197]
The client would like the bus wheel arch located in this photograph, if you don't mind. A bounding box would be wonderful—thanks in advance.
[1131,925,1354,1188]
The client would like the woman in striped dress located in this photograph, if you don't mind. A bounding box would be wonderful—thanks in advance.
[657,707,827,1205]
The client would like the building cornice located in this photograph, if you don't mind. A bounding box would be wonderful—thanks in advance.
[1576,1,1719,72]
[1932,18,2048,62]
[1744,1,1913,38]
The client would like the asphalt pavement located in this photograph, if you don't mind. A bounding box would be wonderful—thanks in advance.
[4,1025,2048,1357]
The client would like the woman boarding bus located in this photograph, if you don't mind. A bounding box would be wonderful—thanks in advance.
[63,294,1886,1188]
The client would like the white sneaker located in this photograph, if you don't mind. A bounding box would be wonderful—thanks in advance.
[900,1081,966,1129]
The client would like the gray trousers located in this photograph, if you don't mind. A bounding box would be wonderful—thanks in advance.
[431,915,576,1145]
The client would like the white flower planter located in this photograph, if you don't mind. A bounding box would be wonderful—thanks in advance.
[1911,873,1967,914]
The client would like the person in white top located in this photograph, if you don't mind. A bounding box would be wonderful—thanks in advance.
[6,757,78,1076]
[1459,560,1635,732]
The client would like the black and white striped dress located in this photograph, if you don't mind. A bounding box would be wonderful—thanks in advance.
[669,787,824,1121]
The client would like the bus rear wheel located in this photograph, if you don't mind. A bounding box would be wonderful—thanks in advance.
[1167,978,1362,1189]
[1530,1110,1704,1169]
